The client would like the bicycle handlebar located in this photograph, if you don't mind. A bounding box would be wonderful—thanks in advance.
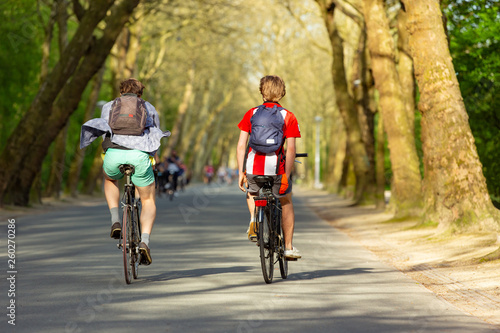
[295,153,308,158]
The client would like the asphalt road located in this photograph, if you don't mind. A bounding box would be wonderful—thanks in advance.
[1,183,498,333]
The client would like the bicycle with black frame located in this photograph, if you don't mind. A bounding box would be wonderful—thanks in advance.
[117,164,143,284]
[254,153,307,284]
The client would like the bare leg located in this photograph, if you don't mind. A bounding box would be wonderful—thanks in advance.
[136,183,156,234]
[246,192,256,220]
[279,193,294,250]
[245,192,259,240]
[104,176,120,210]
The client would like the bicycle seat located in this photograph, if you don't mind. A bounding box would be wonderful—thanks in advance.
[119,164,135,175]
[253,175,275,186]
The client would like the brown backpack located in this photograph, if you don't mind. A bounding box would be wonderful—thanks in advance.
[108,94,148,136]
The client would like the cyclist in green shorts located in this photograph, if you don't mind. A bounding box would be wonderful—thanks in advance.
[80,78,170,265]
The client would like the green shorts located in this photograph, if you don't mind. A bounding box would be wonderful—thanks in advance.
[103,149,154,187]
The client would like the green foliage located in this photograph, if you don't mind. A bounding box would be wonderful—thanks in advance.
[443,0,500,199]
[0,0,44,149]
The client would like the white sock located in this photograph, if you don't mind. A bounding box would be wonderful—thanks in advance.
[141,233,150,246]
[110,207,120,224]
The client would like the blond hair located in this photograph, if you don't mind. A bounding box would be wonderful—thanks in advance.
[259,75,286,102]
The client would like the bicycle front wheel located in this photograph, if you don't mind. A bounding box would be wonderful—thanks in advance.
[258,206,274,284]
[122,204,133,284]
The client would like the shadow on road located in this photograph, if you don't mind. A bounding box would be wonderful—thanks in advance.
[142,265,254,282]
[287,267,375,281]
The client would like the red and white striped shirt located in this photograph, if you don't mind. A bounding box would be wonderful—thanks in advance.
[238,102,301,175]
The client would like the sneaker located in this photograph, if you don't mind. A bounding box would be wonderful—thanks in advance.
[110,222,121,239]
[139,242,152,265]
[284,247,301,259]
[247,221,257,242]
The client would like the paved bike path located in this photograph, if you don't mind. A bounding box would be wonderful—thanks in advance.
[0,184,498,332]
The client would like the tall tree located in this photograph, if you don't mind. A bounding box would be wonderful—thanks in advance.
[443,0,500,201]
[375,111,386,210]
[315,0,371,203]
[351,25,380,206]
[109,12,143,96]
[363,0,422,216]
[161,64,195,158]
[190,90,233,173]
[39,2,57,84]
[396,4,416,135]
[401,0,499,233]
[66,66,105,197]
[0,0,140,206]
[45,0,70,199]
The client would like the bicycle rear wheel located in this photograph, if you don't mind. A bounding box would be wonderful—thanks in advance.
[258,206,274,284]
[122,202,133,284]
[276,204,288,279]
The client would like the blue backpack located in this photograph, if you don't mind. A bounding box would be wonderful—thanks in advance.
[248,104,285,154]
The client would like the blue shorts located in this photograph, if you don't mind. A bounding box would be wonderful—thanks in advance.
[103,149,154,187]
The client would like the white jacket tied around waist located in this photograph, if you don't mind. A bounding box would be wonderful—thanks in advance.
[80,100,170,155]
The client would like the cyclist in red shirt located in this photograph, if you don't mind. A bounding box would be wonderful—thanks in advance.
[236,75,302,259]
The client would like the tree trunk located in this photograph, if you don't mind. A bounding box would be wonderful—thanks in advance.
[182,76,215,167]
[178,85,197,158]
[32,2,58,203]
[352,28,377,203]
[110,27,130,97]
[363,0,422,217]
[315,0,370,203]
[375,112,386,210]
[193,113,225,178]
[188,90,232,171]
[0,0,140,206]
[40,2,57,84]
[162,64,196,157]
[45,0,70,199]
[327,129,347,194]
[56,0,69,53]
[83,145,104,195]
[125,15,142,77]
[66,66,105,197]
[44,125,68,198]
[402,0,499,232]
[397,5,415,135]
[109,12,142,95]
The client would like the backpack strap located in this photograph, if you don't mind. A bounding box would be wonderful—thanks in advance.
[243,105,261,174]
[273,105,286,174]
